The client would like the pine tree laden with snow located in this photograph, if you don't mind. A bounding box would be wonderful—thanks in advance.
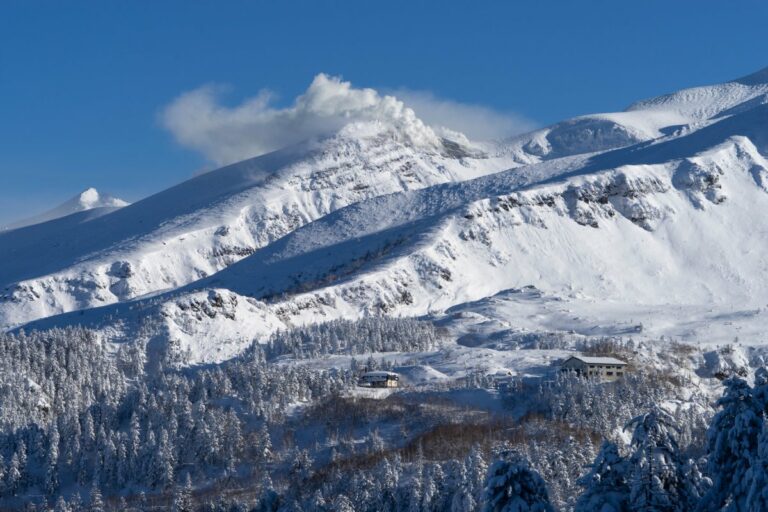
[625,407,693,512]
[482,450,554,512]
[701,376,763,511]
[575,441,630,512]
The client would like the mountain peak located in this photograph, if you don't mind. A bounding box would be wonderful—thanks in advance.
[74,187,128,210]
[78,187,101,205]
[3,187,129,231]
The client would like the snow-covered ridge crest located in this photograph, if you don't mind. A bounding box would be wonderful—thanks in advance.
[627,67,768,122]
[3,187,129,231]
[23,133,768,364]
[0,125,518,329]
[162,73,446,166]
[499,66,768,166]
[8,67,768,365]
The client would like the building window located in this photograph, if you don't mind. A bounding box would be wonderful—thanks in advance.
[606,371,613,376]
[617,372,623,376]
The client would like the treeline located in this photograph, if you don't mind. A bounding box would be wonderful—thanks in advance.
[262,317,444,360]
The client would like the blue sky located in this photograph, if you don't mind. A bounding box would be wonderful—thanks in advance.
[1,1,767,224]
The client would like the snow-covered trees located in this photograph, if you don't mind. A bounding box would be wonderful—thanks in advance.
[482,451,554,512]
[700,376,763,511]
[525,370,706,443]
[624,408,694,512]
[264,317,444,360]
[574,441,630,512]
[746,421,768,511]
[9,320,768,511]
[574,406,713,512]
[172,473,194,512]
[0,326,354,507]
[89,484,105,512]
[330,494,355,512]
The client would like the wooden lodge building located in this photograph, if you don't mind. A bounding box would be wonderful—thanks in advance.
[358,371,400,388]
[560,355,628,382]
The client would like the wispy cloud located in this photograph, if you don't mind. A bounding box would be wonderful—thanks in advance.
[161,74,536,166]
[390,89,537,141]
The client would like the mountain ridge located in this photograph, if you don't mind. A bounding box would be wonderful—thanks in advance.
[4,68,768,365]
[3,187,129,231]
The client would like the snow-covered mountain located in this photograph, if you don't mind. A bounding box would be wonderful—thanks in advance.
[5,67,768,364]
[0,125,520,329]
[3,187,128,231]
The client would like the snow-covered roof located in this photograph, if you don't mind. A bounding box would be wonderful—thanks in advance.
[565,356,628,365]
[360,371,399,378]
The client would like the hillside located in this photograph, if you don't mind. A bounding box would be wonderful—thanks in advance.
[0,125,519,329]
[10,68,768,364]
[4,67,768,512]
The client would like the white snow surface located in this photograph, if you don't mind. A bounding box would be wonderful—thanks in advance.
[0,126,517,329]
[565,356,628,365]
[5,68,768,368]
[3,188,129,231]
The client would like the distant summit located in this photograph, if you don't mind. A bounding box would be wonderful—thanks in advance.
[4,187,129,231]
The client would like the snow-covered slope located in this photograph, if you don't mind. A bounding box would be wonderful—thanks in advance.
[98,134,768,362]
[6,68,768,364]
[627,67,768,122]
[0,122,518,328]
[501,66,768,165]
[3,188,128,231]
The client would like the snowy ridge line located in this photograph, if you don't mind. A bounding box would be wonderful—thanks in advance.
[0,128,522,329]
[5,67,768,365]
[2,187,129,231]
[15,132,768,363]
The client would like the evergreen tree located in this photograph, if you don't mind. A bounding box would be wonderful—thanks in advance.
[89,484,105,512]
[330,494,355,512]
[625,408,691,512]
[746,422,768,512]
[69,491,83,512]
[575,441,630,512]
[256,423,272,463]
[46,423,60,496]
[467,445,488,507]
[53,496,70,512]
[482,451,554,512]
[309,490,327,511]
[681,458,710,505]
[700,376,762,511]
[172,473,194,512]
[0,454,7,496]
[256,474,281,512]
[6,453,21,496]
[291,449,314,482]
